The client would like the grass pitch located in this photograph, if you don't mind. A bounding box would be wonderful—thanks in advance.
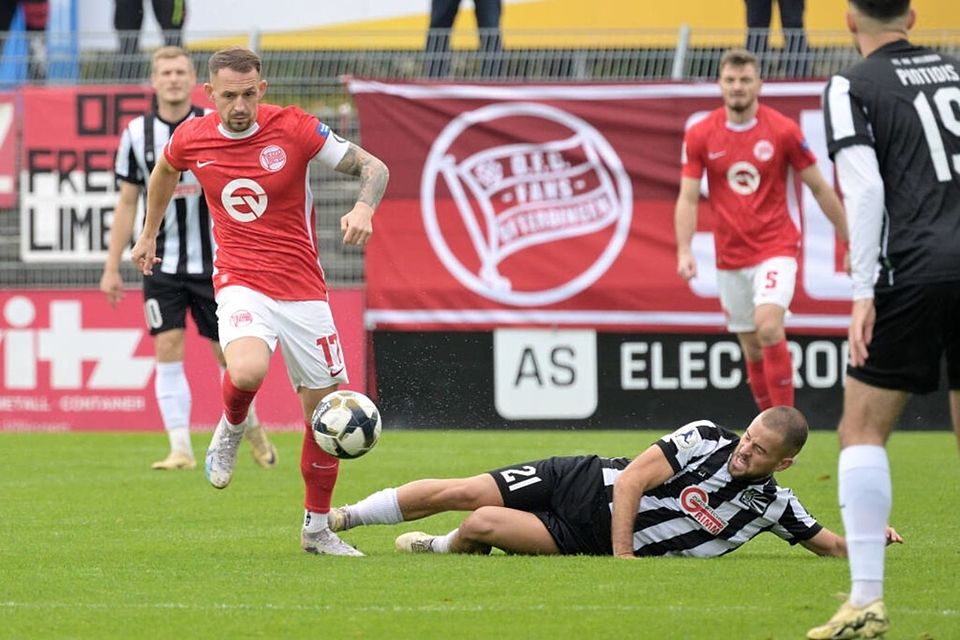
[1,428,958,639]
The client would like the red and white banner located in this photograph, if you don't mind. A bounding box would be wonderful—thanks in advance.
[349,80,850,333]
[0,91,15,208]
[0,288,367,431]
[20,86,152,262]
[18,85,211,262]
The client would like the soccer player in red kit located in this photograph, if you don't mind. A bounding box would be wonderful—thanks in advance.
[675,48,849,411]
[131,46,390,556]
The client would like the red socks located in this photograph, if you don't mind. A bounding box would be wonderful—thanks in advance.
[222,371,258,425]
[301,421,340,512]
[761,340,795,407]
[745,359,772,411]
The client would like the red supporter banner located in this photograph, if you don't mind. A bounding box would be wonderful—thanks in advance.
[0,288,366,431]
[18,85,209,262]
[348,80,851,333]
[0,91,15,208]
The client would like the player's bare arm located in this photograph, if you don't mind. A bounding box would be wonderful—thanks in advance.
[800,526,903,557]
[674,176,701,280]
[799,165,850,271]
[101,181,140,306]
[610,445,675,558]
[130,155,182,276]
[336,143,390,247]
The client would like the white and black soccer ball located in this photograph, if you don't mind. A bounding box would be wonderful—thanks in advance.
[311,390,382,459]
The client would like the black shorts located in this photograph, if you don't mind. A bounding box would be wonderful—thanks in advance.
[488,456,617,556]
[142,271,219,340]
[848,281,960,394]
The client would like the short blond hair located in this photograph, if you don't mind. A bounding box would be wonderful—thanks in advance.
[719,48,759,74]
[151,46,192,73]
[208,46,262,79]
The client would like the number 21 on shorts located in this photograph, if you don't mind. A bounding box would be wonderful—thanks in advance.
[499,465,542,491]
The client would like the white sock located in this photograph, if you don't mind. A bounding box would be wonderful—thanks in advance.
[839,445,890,607]
[167,426,192,456]
[348,488,403,527]
[155,361,191,451]
[245,399,260,429]
[303,510,329,532]
[430,528,459,554]
[219,414,246,434]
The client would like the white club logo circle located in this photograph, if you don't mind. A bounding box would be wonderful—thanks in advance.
[221,178,268,222]
[727,161,760,195]
[259,145,287,171]
[421,102,633,307]
[753,139,774,162]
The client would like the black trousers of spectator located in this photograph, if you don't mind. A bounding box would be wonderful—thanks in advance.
[745,0,809,77]
[115,0,186,78]
[0,0,48,80]
[425,0,502,78]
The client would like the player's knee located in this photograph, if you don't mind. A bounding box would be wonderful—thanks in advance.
[755,322,784,346]
[459,506,500,541]
[227,365,266,390]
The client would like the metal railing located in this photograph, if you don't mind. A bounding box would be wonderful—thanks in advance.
[1,27,958,289]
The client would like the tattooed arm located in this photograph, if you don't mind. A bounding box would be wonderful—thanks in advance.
[336,143,390,246]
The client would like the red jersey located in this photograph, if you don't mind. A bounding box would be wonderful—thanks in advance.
[164,104,339,300]
[681,103,816,269]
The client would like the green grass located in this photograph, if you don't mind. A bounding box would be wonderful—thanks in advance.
[1,429,958,639]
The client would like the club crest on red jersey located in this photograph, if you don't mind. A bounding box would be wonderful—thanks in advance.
[259,145,287,172]
[753,139,774,162]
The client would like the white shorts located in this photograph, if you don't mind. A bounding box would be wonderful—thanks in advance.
[215,285,348,390]
[716,256,797,333]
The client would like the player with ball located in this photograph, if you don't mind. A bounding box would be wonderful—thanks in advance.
[131,46,389,556]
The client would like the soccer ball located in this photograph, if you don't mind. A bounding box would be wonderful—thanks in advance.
[311,390,382,459]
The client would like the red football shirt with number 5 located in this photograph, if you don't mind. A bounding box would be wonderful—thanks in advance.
[164,103,347,300]
[681,103,817,269]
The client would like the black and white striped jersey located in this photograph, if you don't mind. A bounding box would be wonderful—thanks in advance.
[823,40,960,289]
[602,421,822,557]
[115,106,214,276]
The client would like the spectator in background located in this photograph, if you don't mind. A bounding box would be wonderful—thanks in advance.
[425,0,502,78]
[102,46,278,471]
[674,48,848,413]
[115,0,186,79]
[745,0,810,77]
[0,0,48,81]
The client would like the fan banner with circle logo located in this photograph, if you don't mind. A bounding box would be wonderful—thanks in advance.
[348,79,851,333]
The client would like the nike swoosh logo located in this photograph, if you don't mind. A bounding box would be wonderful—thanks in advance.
[196,159,216,168]
[330,366,345,377]
[311,462,338,469]
[708,151,726,159]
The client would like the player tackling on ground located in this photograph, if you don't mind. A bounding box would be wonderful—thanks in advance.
[326,407,901,560]
[131,46,390,556]
[810,1,960,638]
[675,48,849,412]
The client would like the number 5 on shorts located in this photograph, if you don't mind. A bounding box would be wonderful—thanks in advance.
[764,270,779,290]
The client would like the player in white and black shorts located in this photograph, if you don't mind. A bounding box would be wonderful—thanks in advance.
[488,456,628,556]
